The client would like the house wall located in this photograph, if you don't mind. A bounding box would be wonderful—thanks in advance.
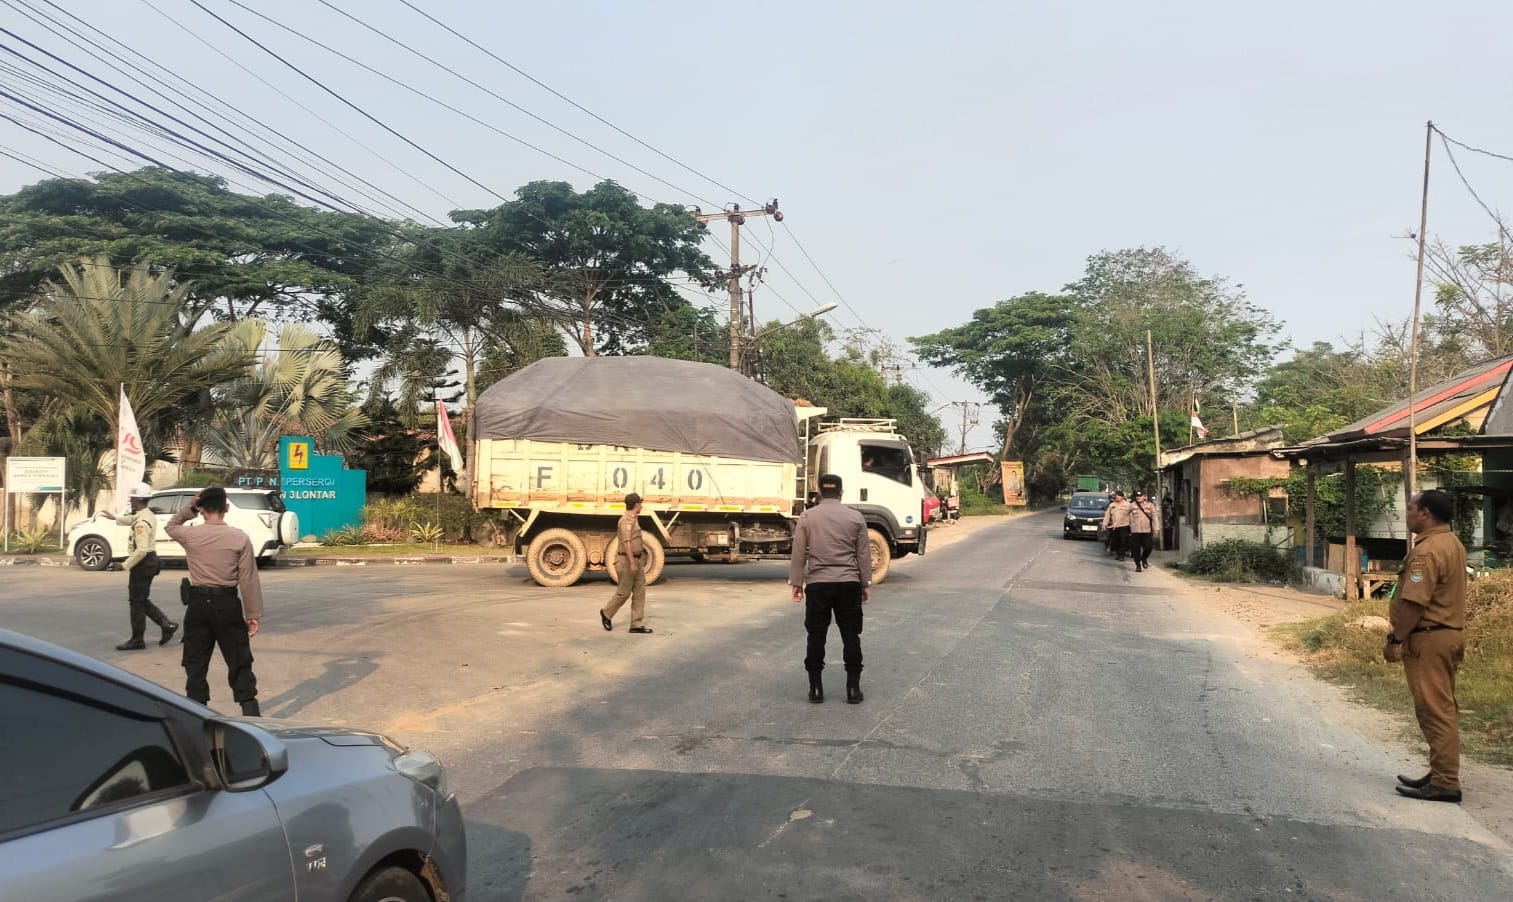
[1165,451,1290,560]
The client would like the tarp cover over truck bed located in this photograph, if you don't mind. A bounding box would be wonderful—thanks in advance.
[473,356,802,464]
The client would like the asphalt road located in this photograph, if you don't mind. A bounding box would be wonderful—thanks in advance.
[4,512,1511,901]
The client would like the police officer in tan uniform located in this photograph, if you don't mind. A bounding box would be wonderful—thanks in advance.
[1103,491,1130,560]
[600,493,653,634]
[790,474,872,704]
[104,482,177,649]
[165,486,265,716]
[1385,489,1467,803]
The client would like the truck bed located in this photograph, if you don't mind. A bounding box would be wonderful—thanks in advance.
[474,439,797,515]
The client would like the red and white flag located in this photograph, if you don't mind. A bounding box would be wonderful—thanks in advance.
[436,400,464,472]
[114,385,146,511]
[1190,398,1210,440]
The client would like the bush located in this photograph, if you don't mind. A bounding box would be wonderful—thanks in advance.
[362,524,407,544]
[410,521,444,544]
[1469,569,1513,622]
[321,525,368,546]
[8,527,58,554]
[1183,538,1296,583]
[365,492,490,543]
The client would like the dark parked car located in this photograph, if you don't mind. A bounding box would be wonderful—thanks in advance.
[1062,491,1111,540]
[0,629,466,902]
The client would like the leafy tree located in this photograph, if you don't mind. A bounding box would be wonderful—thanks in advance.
[16,405,112,516]
[0,257,256,462]
[914,248,1280,490]
[0,169,393,332]
[346,400,429,496]
[450,180,715,356]
[200,322,367,469]
[912,291,1077,460]
[1421,236,1513,365]
[761,319,947,456]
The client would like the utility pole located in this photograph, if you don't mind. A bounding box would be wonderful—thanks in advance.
[692,200,782,372]
[1407,121,1433,509]
[950,401,981,455]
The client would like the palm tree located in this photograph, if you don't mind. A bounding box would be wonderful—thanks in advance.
[200,322,368,469]
[0,257,255,459]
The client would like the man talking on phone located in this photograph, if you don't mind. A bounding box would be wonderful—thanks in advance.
[164,486,265,716]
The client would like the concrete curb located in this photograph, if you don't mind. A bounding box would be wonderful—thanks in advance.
[1,554,519,568]
[0,556,73,567]
[273,554,519,567]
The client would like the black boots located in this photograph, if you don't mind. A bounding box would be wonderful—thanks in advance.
[115,638,146,651]
[846,677,863,705]
[159,622,179,645]
[240,700,261,717]
[808,676,824,704]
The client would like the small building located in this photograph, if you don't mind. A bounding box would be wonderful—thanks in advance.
[1159,426,1290,558]
[1275,353,1513,597]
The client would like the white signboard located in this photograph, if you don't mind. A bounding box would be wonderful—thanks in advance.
[4,456,67,493]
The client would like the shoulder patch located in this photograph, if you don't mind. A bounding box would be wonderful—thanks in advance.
[1409,566,1425,583]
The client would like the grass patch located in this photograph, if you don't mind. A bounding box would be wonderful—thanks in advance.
[286,543,496,557]
[1275,575,1513,767]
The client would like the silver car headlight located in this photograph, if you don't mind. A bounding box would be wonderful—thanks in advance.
[394,750,448,798]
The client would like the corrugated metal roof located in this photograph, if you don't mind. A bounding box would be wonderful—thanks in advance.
[1302,353,1513,444]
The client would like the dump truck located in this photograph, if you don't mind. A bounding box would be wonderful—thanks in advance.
[471,357,929,586]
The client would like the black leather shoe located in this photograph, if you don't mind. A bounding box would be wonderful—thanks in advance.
[846,685,863,704]
[1395,782,1461,803]
[159,623,179,645]
[629,626,653,634]
[599,609,613,631]
[1397,772,1432,789]
[240,700,261,717]
[809,682,824,704]
[115,638,146,651]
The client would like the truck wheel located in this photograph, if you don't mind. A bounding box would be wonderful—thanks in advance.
[527,528,588,587]
[867,529,891,584]
[604,532,665,585]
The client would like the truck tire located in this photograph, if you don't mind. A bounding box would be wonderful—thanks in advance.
[867,529,891,585]
[527,528,588,587]
[604,532,665,585]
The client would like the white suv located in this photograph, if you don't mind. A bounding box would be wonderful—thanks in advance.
[67,488,300,571]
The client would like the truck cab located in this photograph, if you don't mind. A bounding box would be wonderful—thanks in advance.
[807,419,927,577]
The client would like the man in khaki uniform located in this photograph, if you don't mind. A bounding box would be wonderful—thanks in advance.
[1103,491,1131,561]
[790,474,872,704]
[104,482,177,649]
[600,493,652,634]
[1386,489,1467,803]
[165,486,265,716]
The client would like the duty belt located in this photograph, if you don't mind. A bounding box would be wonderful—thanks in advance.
[1411,623,1462,634]
[188,584,238,598]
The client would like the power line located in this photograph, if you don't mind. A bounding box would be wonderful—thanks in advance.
[393,0,758,207]
[1433,127,1513,247]
[135,0,464,213]
[8,0,437,224]
[186,0,509,203]
[311,0,717,209]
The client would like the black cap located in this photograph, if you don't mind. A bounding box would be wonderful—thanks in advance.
[818,473,843,492]
[624,493,642,508]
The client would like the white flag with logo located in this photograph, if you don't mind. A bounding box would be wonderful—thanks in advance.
[436,400,463,472]
[115,385,146,511]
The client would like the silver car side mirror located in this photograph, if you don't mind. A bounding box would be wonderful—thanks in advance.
[207,720,289,792]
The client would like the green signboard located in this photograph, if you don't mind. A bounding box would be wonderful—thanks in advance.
[278,436,366,539]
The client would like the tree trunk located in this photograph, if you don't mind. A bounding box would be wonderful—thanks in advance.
[581,293,595,357]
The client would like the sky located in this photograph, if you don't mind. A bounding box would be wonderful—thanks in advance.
[3,0,1513,452]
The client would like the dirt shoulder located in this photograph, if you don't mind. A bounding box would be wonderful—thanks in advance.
[1154,552,1513,847]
